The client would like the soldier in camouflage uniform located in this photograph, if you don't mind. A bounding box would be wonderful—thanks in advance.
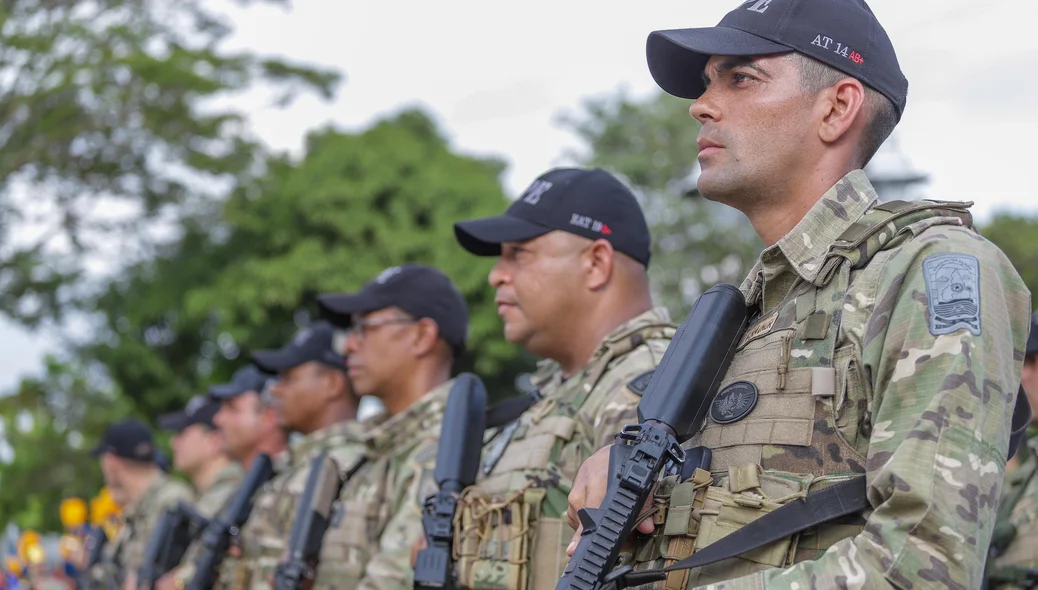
[314,263,470,589]
[988,312,1038,588]
[566,1,1032,589]
[446,167,675,589]
[88,419,194,590]
[213,322,366,590]
[159,396,244,518]
[181,365,289,590]
[151,396,243,590]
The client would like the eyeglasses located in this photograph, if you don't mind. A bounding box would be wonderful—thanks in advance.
[349,317,418,341]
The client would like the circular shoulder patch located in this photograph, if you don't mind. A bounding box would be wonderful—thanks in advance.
[710,381,759,424]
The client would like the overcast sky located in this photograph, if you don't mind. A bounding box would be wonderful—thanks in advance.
[0,0,1035,391]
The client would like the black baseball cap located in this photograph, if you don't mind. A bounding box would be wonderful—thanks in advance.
[646,0,908,121]
[90,419,158,463]
[251,321,347,374]
[454,168,652,267]
[209,365,274,400]
[157,395,220,432]
[318,264,469,354]
[1027,311,1038,357]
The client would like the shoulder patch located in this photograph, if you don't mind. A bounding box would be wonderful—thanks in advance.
[627,370,655,396]
[922,253,981,336]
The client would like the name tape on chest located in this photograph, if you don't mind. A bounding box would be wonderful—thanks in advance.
[922,253,981,336]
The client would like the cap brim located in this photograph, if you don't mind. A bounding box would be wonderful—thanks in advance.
[317,291,386,328]
[209,382,245,400]
[647,27,792,99]
[453,215,551,256]
[251,348,307,373]
[156,412,191,432]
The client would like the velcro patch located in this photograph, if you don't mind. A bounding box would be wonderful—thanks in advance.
[922,253,981,336]
[627,370,655,396]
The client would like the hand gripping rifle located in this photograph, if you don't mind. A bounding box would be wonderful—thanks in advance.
[137,502,208,590]
[273,452,344,590]
[555,284,748,590]
[75,526,109,590]
[187,453,275,590]
[413,373,488,590]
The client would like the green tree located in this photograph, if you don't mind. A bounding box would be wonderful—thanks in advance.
[980,212,1038,304]
[0,357,125,532]
[559,90,762,318]
[0,0,339,325]
[84,109,531,420]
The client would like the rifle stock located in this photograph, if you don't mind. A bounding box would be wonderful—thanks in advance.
[137,502,209,590]
[556,284,748,590]
[186,453,274,590]
[273,452,344,590]
[413,373,488,590]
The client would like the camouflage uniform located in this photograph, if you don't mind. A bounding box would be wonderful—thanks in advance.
[212,421,366,590]
[315,380,453,590]
[988,433,1038,588]
[91,473,193,589]
[195,462,245,518]
[622,171,1031,589]
[454,309,675,590]
[171,462,244,587]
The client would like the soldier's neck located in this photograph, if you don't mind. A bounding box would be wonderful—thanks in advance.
[305,400,357,433]
[121,468,161,509]
[739,164,855,247]
[191,455,230,493]
[382,362,451,416]
[553,298,653,378]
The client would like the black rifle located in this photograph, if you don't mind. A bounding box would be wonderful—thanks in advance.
[187,453,275,590]
[273,452,344,590]
[413,373,488,590]
[137,502,209,590]
[76,526,109,590]
[556,284,748,590]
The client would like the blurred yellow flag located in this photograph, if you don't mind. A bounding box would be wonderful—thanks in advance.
[61,497,88,530]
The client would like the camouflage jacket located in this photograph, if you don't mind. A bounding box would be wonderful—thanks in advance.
[195,462,245,518]
[172,461,244,586]
[213,421,366,590]
[92,473,193,589]
[315,380,452,590]
[990,436,1038,584]
[455,308,675,590]
[626,171,1031,589]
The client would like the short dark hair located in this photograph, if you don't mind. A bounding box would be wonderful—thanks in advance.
[787,53,898,168]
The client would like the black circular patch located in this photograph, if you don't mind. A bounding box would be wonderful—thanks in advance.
[710,381,759,424]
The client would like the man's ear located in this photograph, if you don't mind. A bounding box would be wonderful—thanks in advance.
[818,78,866,146]
[412,318,441,357]
[585,239,615,291]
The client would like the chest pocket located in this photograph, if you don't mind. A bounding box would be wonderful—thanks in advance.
[697,328,817,472]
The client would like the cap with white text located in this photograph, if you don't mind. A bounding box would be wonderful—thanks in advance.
[647,0,908,120]
[251,321,348,374]
[454,168,651,266]
[157,395,220,432]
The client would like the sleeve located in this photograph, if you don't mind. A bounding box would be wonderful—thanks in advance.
[700,229,1032,590]
[586,338,671,450]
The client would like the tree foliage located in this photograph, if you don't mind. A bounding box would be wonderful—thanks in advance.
[85,109,532,419]
[559,90,762,317]
[0,0,340,325]
[980,212,1038,306]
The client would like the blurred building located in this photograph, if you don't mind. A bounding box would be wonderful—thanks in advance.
[864,133,928,202]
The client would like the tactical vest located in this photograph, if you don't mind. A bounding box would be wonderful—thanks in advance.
[226,426,365,590]
[317,390,446,589]
[629,200,976,589]
[454,316,676,590]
